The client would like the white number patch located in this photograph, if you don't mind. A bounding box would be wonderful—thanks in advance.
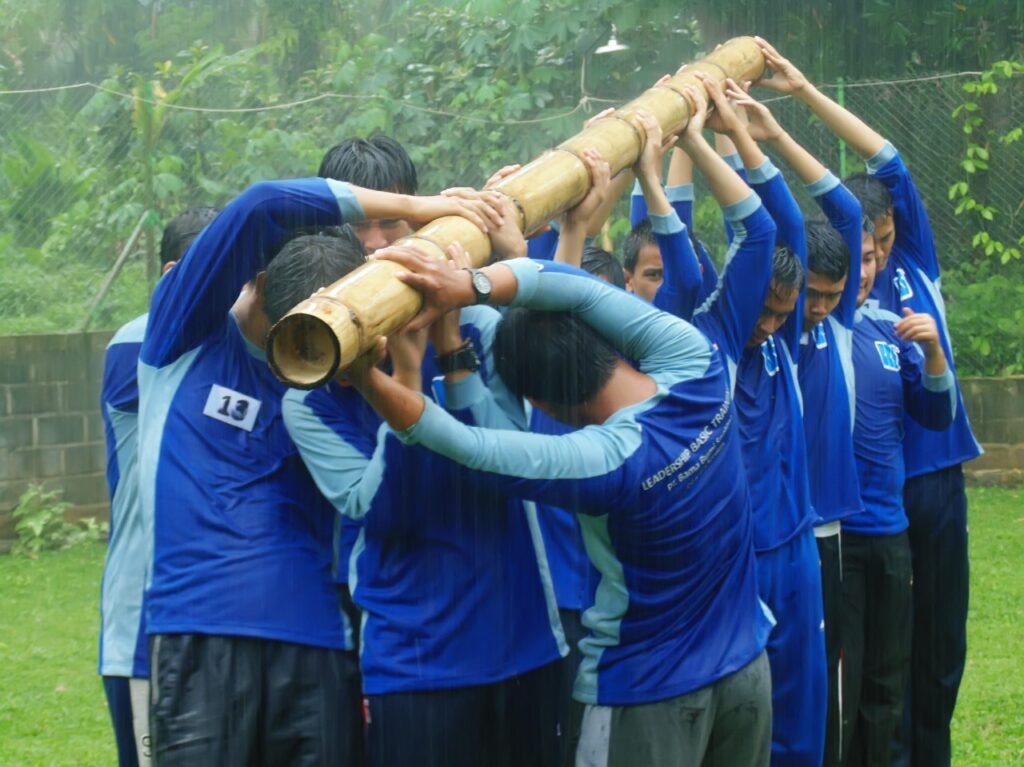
[203,384,261,432]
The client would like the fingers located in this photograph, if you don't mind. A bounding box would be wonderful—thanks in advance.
[582,148,610,192]
[483,165,521,189]
[683,85,708,120]
[445,240,472,270]
[695,72,728,109]
[371,245,435,272]
[443,189,506,232]
[654,73,671,87]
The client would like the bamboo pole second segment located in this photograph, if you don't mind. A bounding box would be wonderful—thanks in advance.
[268,37,765,389]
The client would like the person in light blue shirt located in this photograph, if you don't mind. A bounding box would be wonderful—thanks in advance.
[137,175,502,766]
[755,38,981,767]
[98,207,216,767]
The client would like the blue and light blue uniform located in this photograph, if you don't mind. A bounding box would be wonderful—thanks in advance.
[397,258,773,706]
[138,179,358,650]
[849,305,956,534]
[865,142,981,476]
[798,173,864,525]
[709,159,826,767]
[631,180,717,309]
[99,313,150,679]
[282,306,567,694]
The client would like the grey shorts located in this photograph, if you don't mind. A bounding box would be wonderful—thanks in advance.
[576,650,771,767]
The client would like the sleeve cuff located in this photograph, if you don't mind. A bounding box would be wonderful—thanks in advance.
[722,192,762,223]
[650,210,685,235]
[867,141,898,173]
[805,171,840,198]
[746,158,779,185]
[324,179,365,222]
[505,258,544,307]
[722,153,743,171]
[923,367,954,393]
[444,372,489,411]
[631,178,643,196]
[395,394,435,444]
[666,184,695,203]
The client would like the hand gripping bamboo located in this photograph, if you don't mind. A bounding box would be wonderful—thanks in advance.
[267,36,765,388]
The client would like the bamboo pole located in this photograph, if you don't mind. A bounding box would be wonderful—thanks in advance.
[268,36,765,388]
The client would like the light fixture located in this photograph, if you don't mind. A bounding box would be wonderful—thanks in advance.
[595,24,629,55]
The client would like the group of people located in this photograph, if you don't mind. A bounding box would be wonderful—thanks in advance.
[96,38,978,767]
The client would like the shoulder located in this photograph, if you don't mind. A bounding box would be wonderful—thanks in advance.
[108,313,149,348]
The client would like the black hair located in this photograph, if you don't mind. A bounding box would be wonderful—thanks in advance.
[622,219,656,273]
[494,309,618,407]
[772,244,805,294]
[317,133,418,194]
[263,234,366,325]
[843,173,892,222]
[160,207,218,265]
[805,220,850,283]
[581,244,626,289]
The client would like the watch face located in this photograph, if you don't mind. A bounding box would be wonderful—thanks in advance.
[471,270,492,297]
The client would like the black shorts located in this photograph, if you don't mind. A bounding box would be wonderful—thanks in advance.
[150,633,362,767]
[366,660,563,767]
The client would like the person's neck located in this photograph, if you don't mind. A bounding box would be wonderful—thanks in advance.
[231,290,269,350]
[579,360,658,424]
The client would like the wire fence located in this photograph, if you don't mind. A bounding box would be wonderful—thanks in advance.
[0,71,1020,336]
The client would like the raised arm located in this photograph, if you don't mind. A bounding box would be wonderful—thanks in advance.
[143,179,359,367]
[810,176,864,328]
[632,111,702,319]
[755,37,886,160]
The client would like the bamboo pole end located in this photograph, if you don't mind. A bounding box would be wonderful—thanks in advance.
[267,311,342,390]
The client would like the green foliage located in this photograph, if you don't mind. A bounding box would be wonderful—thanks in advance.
[11,484,107,558]
[944,58,1024,375]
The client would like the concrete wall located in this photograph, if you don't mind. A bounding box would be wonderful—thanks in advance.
[959,376,1024,486]
[0,334,1022,551]
[0,331,114,550]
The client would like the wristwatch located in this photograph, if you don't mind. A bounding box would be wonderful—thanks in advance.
[464,268,493,305]
[435,340,481,374]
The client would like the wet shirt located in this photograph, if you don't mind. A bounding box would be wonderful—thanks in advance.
[138,179,357,650]
[283,306,567,694]
[849,305,956,534]
[99,313,150,678]
[797,174,864,524]
[865,142,982,476]
[398,259,773,706]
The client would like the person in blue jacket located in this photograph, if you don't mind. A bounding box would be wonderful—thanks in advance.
[660,73,826,767]
[98,207,217,767]
[727,86,871,767]
[281,213,566,767]
[137,175,503,766]
[844,224,956,767]
[756,38,982,767]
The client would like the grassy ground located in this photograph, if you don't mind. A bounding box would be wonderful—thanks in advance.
[0,487,1021,765]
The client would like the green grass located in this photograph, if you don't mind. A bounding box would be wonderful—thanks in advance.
[0,488,1022,765]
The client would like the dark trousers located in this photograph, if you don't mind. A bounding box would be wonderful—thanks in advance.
[558,608,587,766]
[891,464,969,767]
[841,531,912,767]
[150,634,363,767]
[366,659,563,767]
[103,676,140,767]
[817,528,844,767]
